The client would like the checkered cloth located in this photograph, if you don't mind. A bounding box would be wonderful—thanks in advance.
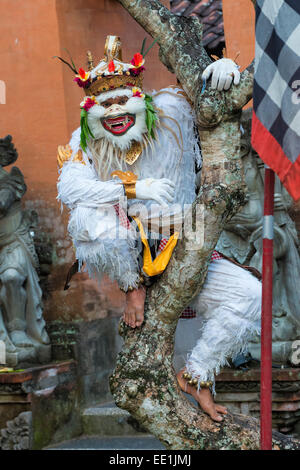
[252,0,300,201]
[180,306,197,319]
[158,238,168,252]
[114,204,131,230]
[211,250,223,261]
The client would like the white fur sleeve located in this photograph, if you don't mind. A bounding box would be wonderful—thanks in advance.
[57,162,124,208]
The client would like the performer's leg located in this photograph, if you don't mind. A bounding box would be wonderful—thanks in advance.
[178,258,261,421]
[74,205,142,293]
[177,371,228,422]
[123,285,147,328]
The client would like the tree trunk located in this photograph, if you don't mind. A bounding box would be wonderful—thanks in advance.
[109,0,300,449]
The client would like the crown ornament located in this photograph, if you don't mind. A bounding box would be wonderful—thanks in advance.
[74,36,147,97]
[54,35,158,97]
[84,35,146,96]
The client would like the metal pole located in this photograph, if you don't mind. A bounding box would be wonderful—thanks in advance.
[260,165,275,450]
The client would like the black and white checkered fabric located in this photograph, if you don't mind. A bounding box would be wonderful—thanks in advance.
[252,0,300,200]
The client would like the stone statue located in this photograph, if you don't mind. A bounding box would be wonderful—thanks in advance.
[0,135,50,366]
[216,110,300,363]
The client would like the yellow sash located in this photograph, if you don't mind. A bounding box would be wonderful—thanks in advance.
[132,216,179,277]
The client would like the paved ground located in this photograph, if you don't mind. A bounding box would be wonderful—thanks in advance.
[47,436,166,450]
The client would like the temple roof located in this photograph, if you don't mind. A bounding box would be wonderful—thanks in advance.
[170,0,225,53]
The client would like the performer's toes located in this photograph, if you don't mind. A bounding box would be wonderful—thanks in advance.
[123,311,128,326]
[129,311,136,328]
[216,404,227,415]
[135,313,144,327]
[123,311,133,327]
[208,410,223,422]
[197,393,224,422]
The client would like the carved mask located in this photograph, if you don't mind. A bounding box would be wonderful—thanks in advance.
[87,89,147,151]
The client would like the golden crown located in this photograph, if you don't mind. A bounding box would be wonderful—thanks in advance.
[74,35,145,96]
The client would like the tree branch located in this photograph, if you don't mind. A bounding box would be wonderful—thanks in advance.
[108,0,299,450]
[118,0,254,126]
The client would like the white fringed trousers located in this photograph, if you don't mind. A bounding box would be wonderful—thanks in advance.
[184,258,262,392]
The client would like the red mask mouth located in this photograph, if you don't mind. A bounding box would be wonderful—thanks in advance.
[101,114,136,136]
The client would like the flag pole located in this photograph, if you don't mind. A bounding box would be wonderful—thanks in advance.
[260,165,275,450]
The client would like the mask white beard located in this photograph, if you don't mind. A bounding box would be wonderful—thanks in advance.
[87,90,147,151]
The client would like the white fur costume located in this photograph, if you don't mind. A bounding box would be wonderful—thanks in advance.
[58,87,200,289]
[176,259,261,394]
[58,85,261,392]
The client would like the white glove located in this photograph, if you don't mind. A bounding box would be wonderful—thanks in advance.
[136,178,175,206]
[202,58,240,91]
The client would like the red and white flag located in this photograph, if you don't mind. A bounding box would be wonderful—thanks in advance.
[251,0,300,201]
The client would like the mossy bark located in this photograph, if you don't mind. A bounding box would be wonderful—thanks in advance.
[109,0,300,450]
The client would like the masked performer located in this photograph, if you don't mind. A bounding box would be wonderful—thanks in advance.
[57,36,261,422]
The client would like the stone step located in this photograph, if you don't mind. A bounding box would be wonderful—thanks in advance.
[46,435,165,450]
[82,403,149,437]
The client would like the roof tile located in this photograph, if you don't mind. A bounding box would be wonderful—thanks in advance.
[170,0,225,52]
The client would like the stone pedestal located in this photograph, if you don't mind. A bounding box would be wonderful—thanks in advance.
[215,367,300,436]
[5,343,51,368]
[0,360,80,449]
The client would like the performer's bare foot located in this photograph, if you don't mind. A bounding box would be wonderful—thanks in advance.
[123,285,146,328]
[177,369,227,422]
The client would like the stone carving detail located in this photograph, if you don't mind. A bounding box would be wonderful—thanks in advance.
[0,411,32,450]
[0,135,51,366]
[216,110,300,363]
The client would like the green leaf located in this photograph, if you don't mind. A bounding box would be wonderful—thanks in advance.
[64,48,78,74]
[80,113,88,151]
[53,56,77,74]
[145,94,153,103]
[143,38,159,57]
[144,94,158,139]
[145,110,150,133]
[80,108,95,151]
[140,38,147,56]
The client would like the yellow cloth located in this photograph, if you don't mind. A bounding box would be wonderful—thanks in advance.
[133,216,179,277]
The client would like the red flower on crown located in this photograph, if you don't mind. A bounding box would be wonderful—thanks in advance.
[74,68,91,88]
[131,53,144,68]
[130,53,145,77]
[79,68,88,79]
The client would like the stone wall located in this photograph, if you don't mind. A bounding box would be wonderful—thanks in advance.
[215,368,300,437]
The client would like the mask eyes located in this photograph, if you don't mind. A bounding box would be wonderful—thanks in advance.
[100,97,129,108]
[102,101,112,108]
